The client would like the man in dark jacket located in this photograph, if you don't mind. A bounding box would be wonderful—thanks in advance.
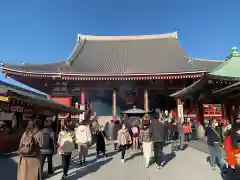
[40,119,56,177]
[149,116,166,169]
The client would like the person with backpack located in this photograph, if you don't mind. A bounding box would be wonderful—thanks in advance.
[57,120,75,180]
[224,118,240,180]
[40,119,56,178]
[18,119,43,180]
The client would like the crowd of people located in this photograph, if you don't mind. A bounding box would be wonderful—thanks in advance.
[104,110,190,168]
[16,109,240,180]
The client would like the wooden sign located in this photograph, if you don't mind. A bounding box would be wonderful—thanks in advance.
[58,114,80,119]
[11,106,24,113]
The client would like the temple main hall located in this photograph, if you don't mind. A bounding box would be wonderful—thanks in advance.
[1,32,223,119]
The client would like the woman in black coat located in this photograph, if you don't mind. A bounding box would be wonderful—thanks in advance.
[96,125,107,157]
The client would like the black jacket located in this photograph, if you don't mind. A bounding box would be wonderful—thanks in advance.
[205,126,221,146]
[150,119,166,142]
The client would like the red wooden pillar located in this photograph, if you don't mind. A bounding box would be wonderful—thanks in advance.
[196,103,204,125]
[112,90,117,121]
[81,90,86,106]
[90,103,93,116]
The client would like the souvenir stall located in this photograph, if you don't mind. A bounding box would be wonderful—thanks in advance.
[0,80,83,153]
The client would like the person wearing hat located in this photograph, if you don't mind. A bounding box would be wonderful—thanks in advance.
[224,113,240,180]
[139,121,152,168]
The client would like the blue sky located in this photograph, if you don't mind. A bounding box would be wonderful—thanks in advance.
[0,0,240,91]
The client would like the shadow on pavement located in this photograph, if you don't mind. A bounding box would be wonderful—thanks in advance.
[182,144,188,150]
[125,151,142,161]
[0,157,18,180]
[162,153,176,167]
[67,157,113,180]
[87,149,119,158]
[187,140,210,154]
[148,151,176,167]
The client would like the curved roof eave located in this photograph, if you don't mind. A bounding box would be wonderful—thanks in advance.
[2,67,206,77]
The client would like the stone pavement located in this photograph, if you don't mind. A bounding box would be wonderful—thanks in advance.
[1,142,222,180]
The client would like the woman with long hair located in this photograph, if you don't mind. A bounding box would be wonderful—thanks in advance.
[58,120,75,180]
[96,125,107,158]
[18,119,43,180]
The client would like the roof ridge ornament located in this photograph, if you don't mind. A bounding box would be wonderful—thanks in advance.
[226,47,240,60]
[231,46,240,57]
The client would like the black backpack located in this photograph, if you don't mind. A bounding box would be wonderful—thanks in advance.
[19,132,37,157]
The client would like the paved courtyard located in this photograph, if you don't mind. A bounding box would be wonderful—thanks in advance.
[0,142,222,180]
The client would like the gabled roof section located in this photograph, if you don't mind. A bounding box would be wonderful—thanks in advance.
[1,32,223,77]
[191,58,223,72]
[66,32,208,74]
[170,77,208,99]
[209,47,240,80]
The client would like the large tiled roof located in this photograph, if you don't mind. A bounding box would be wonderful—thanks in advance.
[2,32,223,75]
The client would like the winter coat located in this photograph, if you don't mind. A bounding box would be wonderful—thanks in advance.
[139,127,151,143]
[18,129,43,180]
[57,129,75,155]
[149,119,166,143]
[96,130,106,152]
[75,125,92,144]
[117,128,132,145]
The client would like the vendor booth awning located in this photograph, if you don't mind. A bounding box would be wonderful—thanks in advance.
[0,80,83,114]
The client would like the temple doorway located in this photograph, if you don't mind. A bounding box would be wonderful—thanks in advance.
[149,91,177,112]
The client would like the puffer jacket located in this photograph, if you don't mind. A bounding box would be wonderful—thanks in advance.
[75,125,92,144]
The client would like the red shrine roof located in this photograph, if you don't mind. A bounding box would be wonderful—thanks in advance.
[1,32,223,80]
